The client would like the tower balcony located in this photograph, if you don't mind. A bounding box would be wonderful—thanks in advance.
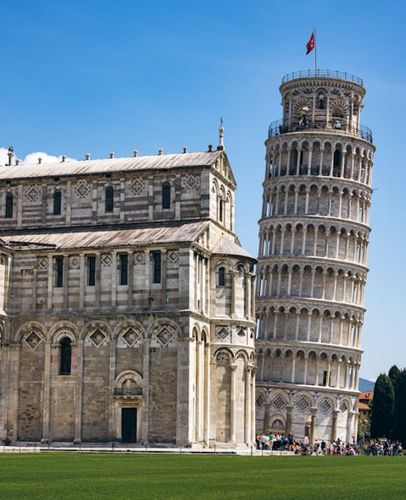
[268,118,373,144]
[281,69,364,86]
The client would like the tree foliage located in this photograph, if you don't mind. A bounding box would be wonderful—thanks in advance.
[388,365,401,392]
[393,369,406,445]
[370,374,394,438]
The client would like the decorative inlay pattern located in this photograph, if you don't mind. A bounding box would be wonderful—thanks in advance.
[156,326,174,347]
[74,180,90,199]
[122,327,141,347]
[256,394,265,409]
[294,396,311,413]
[101,254,112,267]
[89,328,107,347]
[69,256,80,270]
[37,257,48,271]
[129,179,145,196]
[24,186,41,202]
[184,175,199,189]
[271,395,287,411]
[237,327,246,337]
[216,327,230,341]
[25,330,42,349]
[319,399,333,415]
[167,251,178,264]
[134,252,145,265]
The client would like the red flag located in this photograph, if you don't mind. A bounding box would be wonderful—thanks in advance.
[306,32,315,55]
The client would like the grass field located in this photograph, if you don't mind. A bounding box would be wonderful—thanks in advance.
[0,453,405,499]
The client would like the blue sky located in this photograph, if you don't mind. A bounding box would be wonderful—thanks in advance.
[1,0,404,380]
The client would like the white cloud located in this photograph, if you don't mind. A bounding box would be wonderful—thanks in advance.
[23,151,62,165]
[0,146,75,166]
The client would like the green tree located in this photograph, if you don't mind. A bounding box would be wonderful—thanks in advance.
[393,369,406,445]
[389,365,401,393]
[370,374,394,438]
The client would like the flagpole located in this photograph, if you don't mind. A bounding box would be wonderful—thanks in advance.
[314,27,317,73]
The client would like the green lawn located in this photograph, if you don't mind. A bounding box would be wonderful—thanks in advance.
[0,453,405,499]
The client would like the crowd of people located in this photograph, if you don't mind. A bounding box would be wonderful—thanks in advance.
[361,439,403,456]
[255,433,403,456]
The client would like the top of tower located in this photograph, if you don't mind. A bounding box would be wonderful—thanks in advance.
[281,69,364,87]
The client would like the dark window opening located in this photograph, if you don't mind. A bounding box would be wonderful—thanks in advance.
[333,150,342,177]
[151,251,161,284]
[105,186,114,213]
[5,192,13,218]
[289,150,298,175]
[53,190,62,215]
[55,256,64,288]
[322,370,328,387]
[87,255,96,286]
[218,267,226,287]
[59,337,72,375]
[162,182,171,209]
[119,254,128,286]
[219,199,224,222]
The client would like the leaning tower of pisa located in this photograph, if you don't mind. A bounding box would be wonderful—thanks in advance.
[255,70,375,444]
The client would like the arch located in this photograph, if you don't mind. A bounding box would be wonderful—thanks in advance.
[114,369,143,396]
[50,321,78,344]
[16,321,47,343]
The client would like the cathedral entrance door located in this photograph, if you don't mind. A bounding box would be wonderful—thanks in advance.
[121,408,137,443]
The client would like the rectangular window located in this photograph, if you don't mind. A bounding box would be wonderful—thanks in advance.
[87,255,96,286]
[55,256,64,288]
[119,254,128,286]
[53,190,62,215]
[322,370,328,387]
[151,251,161,284]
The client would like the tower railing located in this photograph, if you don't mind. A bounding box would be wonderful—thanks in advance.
[268,118,373,143]
[281,70,363,86]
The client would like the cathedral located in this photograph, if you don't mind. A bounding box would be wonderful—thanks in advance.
[0,129,256,446]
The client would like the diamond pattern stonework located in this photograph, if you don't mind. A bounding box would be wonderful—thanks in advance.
[89,328,106,347]
[122,327,141,347]
[25,331,42,349]
[156,327,174,347]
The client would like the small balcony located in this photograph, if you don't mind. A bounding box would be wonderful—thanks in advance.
[268,119,373,144]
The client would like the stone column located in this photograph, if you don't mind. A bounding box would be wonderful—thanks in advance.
[128,252,134,308]
[309,407,317,445]
[346,411,355,443]
[111,251,117,307]
[244,365,251,444]
[141,339,150,442]
[331,409,339,442]
[41,340,51,443]
[250,369,256,443]
[286,405,293,435]
[203,342,211,446]
[108,334,116,441]
[230,362,237,444]
[74,339,84,444]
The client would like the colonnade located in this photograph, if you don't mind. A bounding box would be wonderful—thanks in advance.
[262,183,371,224]
[266,139,373,187]
[256,307,362,348]
[258,223,368,264]
[257,348,360,391]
